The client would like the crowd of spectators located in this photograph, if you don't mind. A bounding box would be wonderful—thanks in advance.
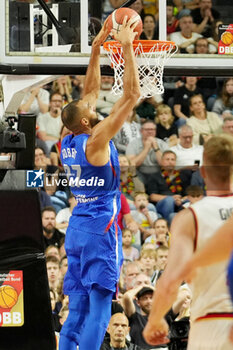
[7,2,233,349]
[99,0,222,55]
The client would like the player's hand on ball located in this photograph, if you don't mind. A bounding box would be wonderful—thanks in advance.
[111,16,139,44]
[143,318,169,345]
[93,19,111,47]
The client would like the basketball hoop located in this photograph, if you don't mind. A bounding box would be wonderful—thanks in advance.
[103,40,177,98]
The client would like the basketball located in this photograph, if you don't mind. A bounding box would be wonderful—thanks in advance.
[107,8,143,40]
[221,31,233,45]
[0,285,18,309]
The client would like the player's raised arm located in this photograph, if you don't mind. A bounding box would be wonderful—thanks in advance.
[143,209,195,345]
[81,20,110,104]
[87,16,141,150]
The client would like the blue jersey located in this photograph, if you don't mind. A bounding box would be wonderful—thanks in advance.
[61,133,121,234]
[227,252,233,303]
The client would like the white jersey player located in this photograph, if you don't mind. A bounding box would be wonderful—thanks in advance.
[143,134,233,350]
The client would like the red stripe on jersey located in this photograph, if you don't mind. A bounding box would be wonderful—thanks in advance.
[189,207,198,252]
[110,163,117,177]
[105,215,115,232]
[209,193,233,197]
[196,312,233,322]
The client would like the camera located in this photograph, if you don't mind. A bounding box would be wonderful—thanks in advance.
[0,116,26,153]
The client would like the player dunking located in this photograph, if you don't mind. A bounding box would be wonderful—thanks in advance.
[59,17,140,350]
[143,134,233,350]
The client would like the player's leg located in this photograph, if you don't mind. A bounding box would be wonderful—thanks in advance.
[59,236,89,350]
[78,285,113,350]
[59,292,89,350]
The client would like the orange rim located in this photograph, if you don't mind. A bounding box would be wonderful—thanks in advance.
[103,40,176,53]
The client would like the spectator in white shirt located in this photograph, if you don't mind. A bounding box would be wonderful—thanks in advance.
[170,124,203,169]
[37,92,63,151]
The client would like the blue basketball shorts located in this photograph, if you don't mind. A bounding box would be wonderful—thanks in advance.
[63,221,123,295]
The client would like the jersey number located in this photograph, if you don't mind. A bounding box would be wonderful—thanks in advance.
[64,164,82,187]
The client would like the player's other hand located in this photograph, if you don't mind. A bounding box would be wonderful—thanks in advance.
[111,16,139,45]
[143,318,169,345]
[93,19,111,47]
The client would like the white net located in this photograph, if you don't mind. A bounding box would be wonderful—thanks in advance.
[103,41,177,99]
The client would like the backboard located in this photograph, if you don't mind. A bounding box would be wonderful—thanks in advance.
[0,0,233,76]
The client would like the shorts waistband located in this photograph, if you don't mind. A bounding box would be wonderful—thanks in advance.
[196,312,233,322]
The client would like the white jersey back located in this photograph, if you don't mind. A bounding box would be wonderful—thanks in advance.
[189,195,233,322]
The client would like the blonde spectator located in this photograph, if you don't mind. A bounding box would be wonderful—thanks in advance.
[139,249,157,278]
[141,242,156,251]
[131,192,159,243]
[155,104,178,146]
[174,285,192,321]
[155,245,169,270]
